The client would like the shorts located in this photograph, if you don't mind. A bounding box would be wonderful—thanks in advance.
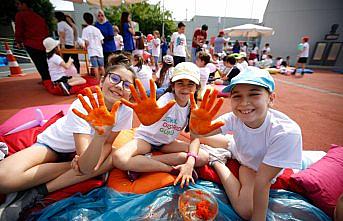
[90,56,104,68]
[151,144,164,151]
[297,57,308,63]
[54,76,72,84]
[36,142,76,162]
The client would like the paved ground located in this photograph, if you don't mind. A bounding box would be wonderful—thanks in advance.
[0,66,342,151]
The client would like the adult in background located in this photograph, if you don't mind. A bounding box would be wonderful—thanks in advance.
[55,11,80,74]
[232,40,240,53]
[120,12,135,53]
[65,15,79,48]
[191,24,208,63]
[95,9,116,65]
[293,36,310,77]
[15,0,50,81]
[214,30,227,54]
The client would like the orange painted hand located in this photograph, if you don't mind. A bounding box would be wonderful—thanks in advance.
[121,79,176,126]
[190,89,224,135]
[72,86,121,135]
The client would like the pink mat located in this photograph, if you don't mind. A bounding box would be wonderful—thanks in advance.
[0,104,70,136]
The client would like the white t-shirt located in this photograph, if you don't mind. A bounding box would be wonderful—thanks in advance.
[156,67,174,88]
[240,60,249,70]
[152,38,161,57]
[114,34,123,51]
[47,54,66,82]
[37,96,133,153]
[57,21,74,46]
[171,32,187,57]
[299,42,309,58]
[199,67,210,91]
[135,92,189,146]
[262,46,271,54]
[219,109,302,171]
[82,25,104,57]
[133,65,154,91]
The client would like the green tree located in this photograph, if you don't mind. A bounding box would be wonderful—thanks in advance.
[0,0,55,34]
[104,2,176,37]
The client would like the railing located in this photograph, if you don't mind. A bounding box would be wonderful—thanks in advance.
[0,37,32,63]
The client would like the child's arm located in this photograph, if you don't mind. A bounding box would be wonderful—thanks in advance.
[59,57,74,69]
[252,163,282,220]
[72,86,121,174]
[173,137,200,188]
[58,31,66,49]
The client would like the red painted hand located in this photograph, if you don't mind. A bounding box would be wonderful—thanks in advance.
[190,89,224,135]
[72,86,120,135]
[121,79,176,126]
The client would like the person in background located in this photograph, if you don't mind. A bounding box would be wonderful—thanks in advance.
[249,43,259,61]
[82,12,104,81]
[65,15,79,48]
[132,54,154,92]
[113,25,124,51]
[214,30,227,54]
[152,30,161,72]
[170,22,189,66]
[232,40,240,54]
[95,9,116,66]
[293,36,310,77]
[240,42,248,54]
[15,0,50,81]
[214,55,240,85]
[161,36,169,59]
[195,51,211,99]
[43,37,86,95]
[133,31,145,56]
[120,12,135,53]
[155,55,174,96]
[191,24,208,63]
[262,43,271,55]
[55,11,80,74]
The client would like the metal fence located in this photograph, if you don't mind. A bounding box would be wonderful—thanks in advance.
[0,37,32,63]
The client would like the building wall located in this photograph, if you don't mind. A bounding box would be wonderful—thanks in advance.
[261,0,343,67]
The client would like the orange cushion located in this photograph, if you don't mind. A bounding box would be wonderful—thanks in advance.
[107,129,176,194]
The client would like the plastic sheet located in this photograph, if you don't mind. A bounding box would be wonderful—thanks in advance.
[29,180,331,221]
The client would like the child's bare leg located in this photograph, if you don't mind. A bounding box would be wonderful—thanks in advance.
[99,66,105,78]
[112,139,173,173]
[46,153,114,193]
[213,163,255,220]
[199,134,232,149]
[68,76,86,86]
[93,67,100,81]
[152,140,209,167]
[0,145,70,194]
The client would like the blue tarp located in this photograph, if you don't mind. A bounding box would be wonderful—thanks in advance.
[29,180,331,221]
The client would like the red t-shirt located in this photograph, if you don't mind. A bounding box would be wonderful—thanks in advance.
[15,9,49,51]
[192,29,207,48]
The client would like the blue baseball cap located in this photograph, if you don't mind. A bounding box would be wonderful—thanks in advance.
[222,67,275,93]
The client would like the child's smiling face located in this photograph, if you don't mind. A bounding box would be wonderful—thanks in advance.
[230,84,275,128]
[173,79,197,107]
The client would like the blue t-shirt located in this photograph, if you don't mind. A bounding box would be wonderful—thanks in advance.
[161,41,168,54]
[95,21,116,52]
[122,22,135,51]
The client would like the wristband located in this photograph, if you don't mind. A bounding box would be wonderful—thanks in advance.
[187,152,199,161]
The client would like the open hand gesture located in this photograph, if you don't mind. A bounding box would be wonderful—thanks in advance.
[190,89,224,135]
[72,86,120,135]
[173,164,195,188]
[121,79,176,126]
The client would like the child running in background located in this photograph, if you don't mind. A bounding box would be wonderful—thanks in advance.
[132,54,154,92]
[113,62,210,187]
[190,67,302,220]
[43,37,86,95]
[0,54,136,220]
[152,30,161,72]
[82,12,105,81]
[155,55,174,96]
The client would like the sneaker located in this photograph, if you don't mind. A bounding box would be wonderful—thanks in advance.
[0,187,45,221]
[170,168,199,181]
[59,82,70,96]
[127,170,141,182]
[0,142,8,160]
[200,144,232,167]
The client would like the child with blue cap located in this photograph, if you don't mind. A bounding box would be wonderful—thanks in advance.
[190,67,303,220]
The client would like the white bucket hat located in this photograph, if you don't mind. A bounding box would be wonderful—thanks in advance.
[171,62,200,85]
[43,37,60,53]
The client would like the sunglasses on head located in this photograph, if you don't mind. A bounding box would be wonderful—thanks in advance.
[108,73,133,91]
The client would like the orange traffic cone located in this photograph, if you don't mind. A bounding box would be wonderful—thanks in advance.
[5,42,24,77]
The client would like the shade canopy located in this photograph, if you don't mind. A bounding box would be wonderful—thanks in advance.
[224,24,275,38]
